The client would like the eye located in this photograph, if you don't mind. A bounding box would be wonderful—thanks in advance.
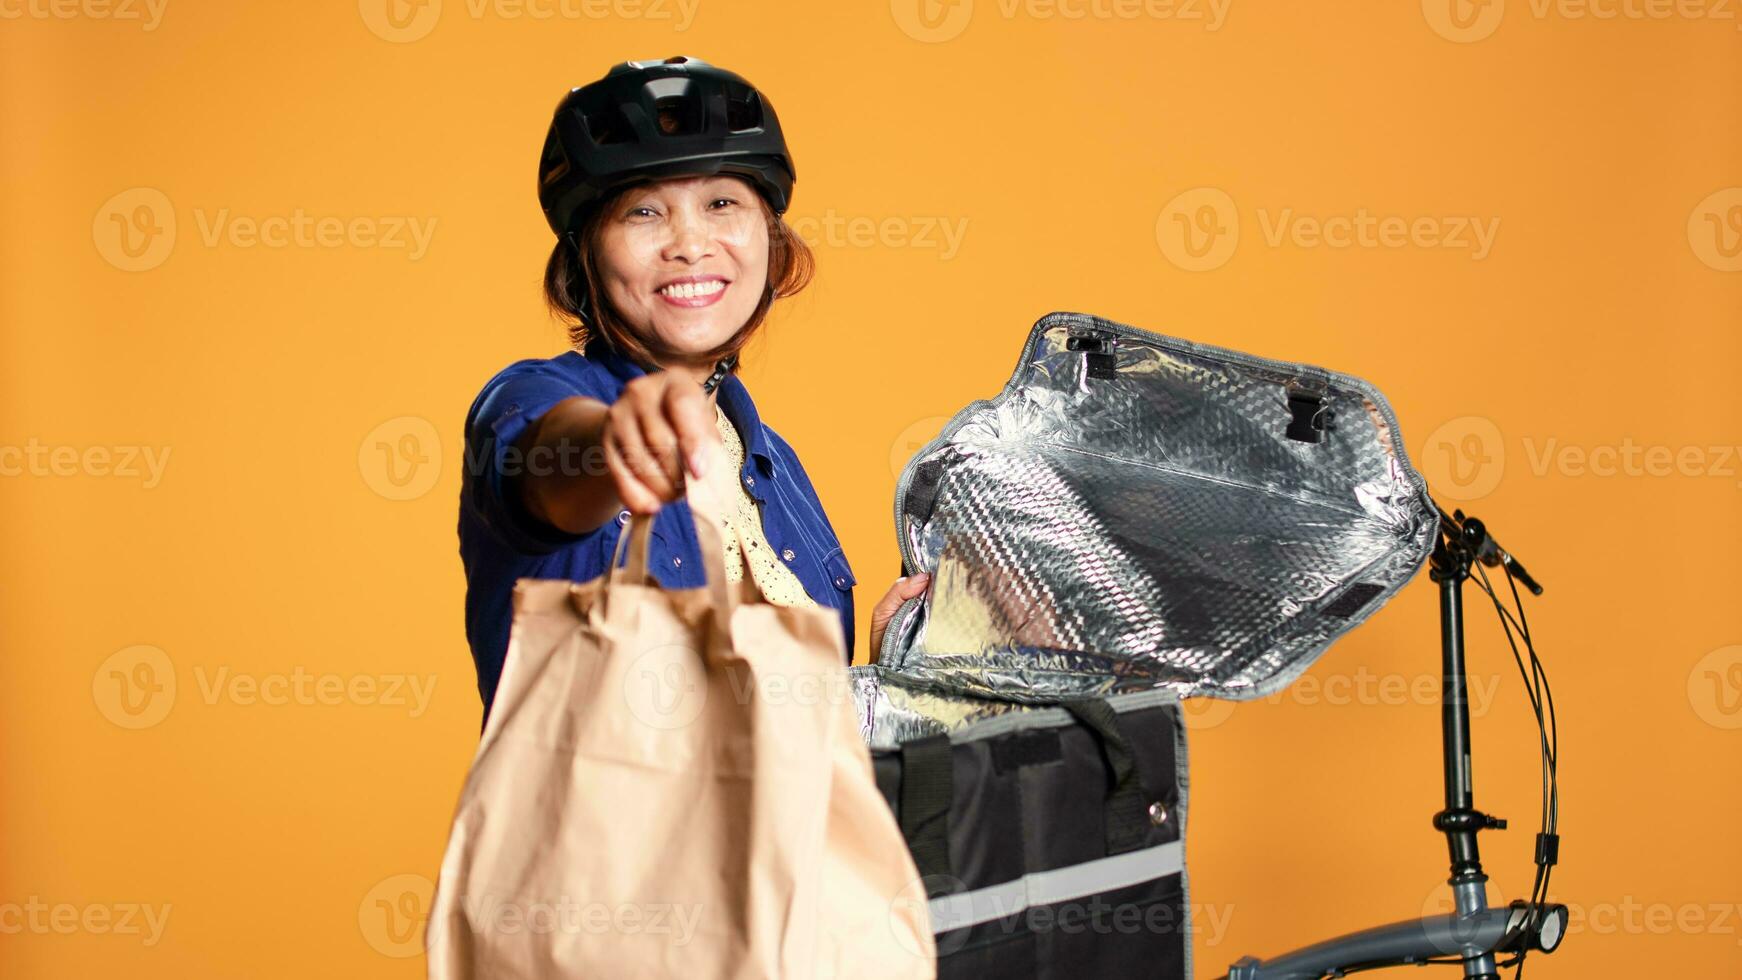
[626,205,659,219]
[709,197,739,210]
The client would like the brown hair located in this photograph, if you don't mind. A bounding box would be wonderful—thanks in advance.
[543,180,816,370]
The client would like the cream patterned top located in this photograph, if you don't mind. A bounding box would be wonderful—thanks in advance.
[714,402,820,609]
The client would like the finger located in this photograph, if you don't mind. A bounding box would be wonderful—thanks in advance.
[872,574,929,657]
[663,376,720,478]
[603,423,666,515]
[610,404,678,504]
[633,394,686,493]
[869,609,895,653]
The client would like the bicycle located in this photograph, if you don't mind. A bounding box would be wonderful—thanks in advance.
[1221,503,1566,980]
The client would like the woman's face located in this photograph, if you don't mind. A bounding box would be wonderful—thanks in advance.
[594,174,770,365]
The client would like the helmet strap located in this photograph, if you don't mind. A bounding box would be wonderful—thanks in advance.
[701,353,738,394]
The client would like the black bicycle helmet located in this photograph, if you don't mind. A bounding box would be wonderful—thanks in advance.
[538,56,797,245]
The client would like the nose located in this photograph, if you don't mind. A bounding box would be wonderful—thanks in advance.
[661,204,714,265]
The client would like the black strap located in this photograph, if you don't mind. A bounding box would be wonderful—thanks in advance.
[1060,698,1165,854]
[898,734,955,894]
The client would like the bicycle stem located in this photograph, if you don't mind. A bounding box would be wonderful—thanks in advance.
[1428,508,1507,979]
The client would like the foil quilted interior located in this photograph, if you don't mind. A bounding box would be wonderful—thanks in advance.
[864,311,1437,736]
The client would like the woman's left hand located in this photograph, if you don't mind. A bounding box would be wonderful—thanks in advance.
[868,572,931,662]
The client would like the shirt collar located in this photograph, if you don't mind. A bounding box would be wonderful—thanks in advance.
[582,335,776,478]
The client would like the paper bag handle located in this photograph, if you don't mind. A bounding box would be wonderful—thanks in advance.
[604,440,763,645]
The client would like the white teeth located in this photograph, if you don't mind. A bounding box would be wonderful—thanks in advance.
[659,280,725,299]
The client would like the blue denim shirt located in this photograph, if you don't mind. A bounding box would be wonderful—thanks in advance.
[458,336,857,716]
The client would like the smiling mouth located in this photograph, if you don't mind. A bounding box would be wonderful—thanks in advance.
[657,280,727,299]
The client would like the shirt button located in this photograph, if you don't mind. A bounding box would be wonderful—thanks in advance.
[834,576,847,588]
[781,548,795,561]
[616,510,629,525]
[673,556,683,567]
[745,475,756,488]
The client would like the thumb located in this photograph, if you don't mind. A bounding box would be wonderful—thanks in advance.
[870,573,931,651]
[882,572,930,607]
[896,572,931,599]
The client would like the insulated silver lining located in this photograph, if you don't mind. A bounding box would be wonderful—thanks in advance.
[876,312,1436,717]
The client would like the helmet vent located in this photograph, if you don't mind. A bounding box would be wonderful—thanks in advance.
[654,96,701,136]
[538,129,570,185]
[726,91,763,132]
[584,107,635,146]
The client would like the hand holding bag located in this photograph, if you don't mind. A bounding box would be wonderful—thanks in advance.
[426,442,936,978]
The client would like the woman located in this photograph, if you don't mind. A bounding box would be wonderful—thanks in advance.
[458,56,928,717]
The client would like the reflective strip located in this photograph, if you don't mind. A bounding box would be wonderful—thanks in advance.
[927,840,1183,933]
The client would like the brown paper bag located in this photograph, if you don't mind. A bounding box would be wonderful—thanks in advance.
[426,449,935,979]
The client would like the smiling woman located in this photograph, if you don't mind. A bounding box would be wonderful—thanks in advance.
[456,56,930,719]
[546,172,815,364]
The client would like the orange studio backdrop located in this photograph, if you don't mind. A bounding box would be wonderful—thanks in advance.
[2,1,1739,977]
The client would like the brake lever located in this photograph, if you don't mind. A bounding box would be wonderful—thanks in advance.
[1446,506,1545,596]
